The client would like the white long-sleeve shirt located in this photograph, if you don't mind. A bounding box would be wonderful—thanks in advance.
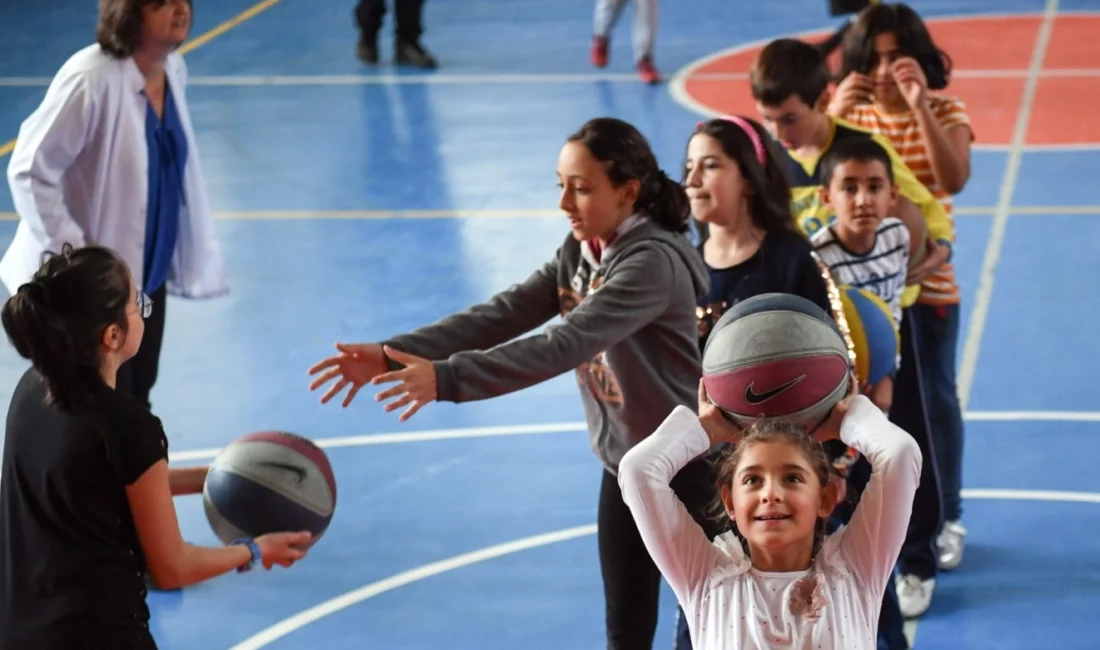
[618,396,921,650]
[0,44,227,300]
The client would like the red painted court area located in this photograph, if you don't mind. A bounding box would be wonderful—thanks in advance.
[678,13,1100,145]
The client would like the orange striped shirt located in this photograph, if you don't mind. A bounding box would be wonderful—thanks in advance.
[843,96,973,305]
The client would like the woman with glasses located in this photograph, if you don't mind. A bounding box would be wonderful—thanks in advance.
[0,0,227,410]
[0,245,310,650]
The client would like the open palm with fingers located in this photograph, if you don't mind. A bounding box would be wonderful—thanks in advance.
[308,342,388,407]
[370,347,438,422]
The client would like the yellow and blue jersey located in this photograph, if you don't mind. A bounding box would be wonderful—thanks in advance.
[782,116,953,308]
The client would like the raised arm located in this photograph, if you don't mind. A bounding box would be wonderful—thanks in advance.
[431,244,676,403]
[834,396,922,597]
[618,405,727,607]
[913,98,973,195]
[7,73,96,252]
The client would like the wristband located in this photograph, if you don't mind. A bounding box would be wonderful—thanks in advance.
[232,538,261,573]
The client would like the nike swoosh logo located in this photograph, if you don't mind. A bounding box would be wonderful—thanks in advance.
[744,374,807,405]
[260,461,307,483]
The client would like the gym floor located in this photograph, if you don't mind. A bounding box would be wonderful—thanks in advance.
[1,0,1098,648]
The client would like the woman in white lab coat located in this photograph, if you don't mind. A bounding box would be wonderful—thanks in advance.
[1,0,227,409]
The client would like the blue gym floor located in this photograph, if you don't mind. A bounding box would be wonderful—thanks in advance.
[1,0,1099,648]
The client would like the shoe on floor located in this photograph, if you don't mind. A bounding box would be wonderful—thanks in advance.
[591,36,609,67]
[356,32,378,64]
[897,574,935,618]
[637,55,660,84]
[937,520,967,571]
[396,40,438,69]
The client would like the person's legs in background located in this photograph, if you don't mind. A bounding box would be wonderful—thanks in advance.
[913,302,967,571]
[590,0,661,84]
[355,0,437,68]
[890,309,944,619]
[115,284,167,410]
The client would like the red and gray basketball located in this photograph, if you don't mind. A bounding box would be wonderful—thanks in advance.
[202,431,337,547]
[702,293,852,429]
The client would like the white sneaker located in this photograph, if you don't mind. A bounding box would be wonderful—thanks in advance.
[937,520,967,571]
[897,574,935,618]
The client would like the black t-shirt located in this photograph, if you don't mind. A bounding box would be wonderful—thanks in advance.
[0,368,168,650]
[696,229,832,350]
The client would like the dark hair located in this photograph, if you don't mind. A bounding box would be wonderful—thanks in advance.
[97,0,192,59]
[819,136,896,187]
[688,117,802,242]
[837,2,952,90]
[2,245,134,412]
[567,117,691,234]
[750,38,831,108]
[709,420,838,560]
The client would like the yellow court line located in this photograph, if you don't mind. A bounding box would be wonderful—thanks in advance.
[2,205,1100,221]
[0,0,285,160]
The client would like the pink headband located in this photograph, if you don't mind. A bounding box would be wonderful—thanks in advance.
[698,114,766,166]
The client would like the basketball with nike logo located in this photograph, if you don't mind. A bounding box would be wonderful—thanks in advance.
[701,293,852,429]
[203,431,337,546]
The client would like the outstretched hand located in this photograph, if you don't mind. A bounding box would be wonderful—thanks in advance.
[370,346,438,422]
[308,342,388,408]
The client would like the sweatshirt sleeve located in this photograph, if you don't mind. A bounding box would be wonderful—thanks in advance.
[381,252,562,364]
[834,395,923,598]
[431,245,675,403]
[618,405,728,607]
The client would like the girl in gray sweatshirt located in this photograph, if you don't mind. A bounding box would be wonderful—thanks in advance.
[309,117,712,649]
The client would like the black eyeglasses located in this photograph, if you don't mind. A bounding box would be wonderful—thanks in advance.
[137,291,153,319]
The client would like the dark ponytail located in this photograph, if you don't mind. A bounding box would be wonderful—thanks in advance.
[567,117,691,233]
[1,245,134,412]
[638,173,692,234]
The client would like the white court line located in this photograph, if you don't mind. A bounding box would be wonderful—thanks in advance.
[224,488,1100,649]
[167,410,1100,463]
[1,68,1098,87]
[168,421,588,462]
[225,524,598,650]
[956,0,1059,413]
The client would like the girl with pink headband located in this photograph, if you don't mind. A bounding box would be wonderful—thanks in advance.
[687,114,832,348]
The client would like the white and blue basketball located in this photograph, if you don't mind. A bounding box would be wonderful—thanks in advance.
[202,431,337,547]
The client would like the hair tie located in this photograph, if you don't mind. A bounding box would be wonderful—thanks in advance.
[698,115,767,165]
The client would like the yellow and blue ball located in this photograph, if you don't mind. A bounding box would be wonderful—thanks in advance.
[838,285,899,386]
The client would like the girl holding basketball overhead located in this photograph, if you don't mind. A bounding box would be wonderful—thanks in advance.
[618,373,921,649]
[679,113,833,650]
[0,245,310,650]
[309,116,712,650]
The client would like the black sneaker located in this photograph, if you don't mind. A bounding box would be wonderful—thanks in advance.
[395,40,438,69]
[357,32,379,64]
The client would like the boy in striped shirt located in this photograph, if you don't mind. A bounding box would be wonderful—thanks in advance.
[812,136,907,406]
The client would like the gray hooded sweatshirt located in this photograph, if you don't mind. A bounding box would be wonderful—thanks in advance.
[382,217,710,474]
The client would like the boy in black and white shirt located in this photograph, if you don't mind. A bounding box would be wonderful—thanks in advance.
[812,136,908,414]
[812,138,909,325]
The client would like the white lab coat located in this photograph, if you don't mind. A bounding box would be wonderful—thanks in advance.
[0,44,228,299]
